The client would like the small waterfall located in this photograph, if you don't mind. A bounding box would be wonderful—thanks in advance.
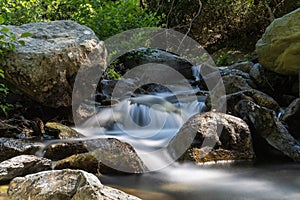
[80,93,206,171]
[192,64,202,81]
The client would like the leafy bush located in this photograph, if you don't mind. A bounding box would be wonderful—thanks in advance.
[144,0,300,52]
[0,0,164,40]
[0,15,31,117]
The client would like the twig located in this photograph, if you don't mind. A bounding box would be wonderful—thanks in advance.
[177,0,202,51]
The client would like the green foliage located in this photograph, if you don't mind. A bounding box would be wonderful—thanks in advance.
[0,15,31,117]
[215,53,229,66]
[0,0,164,40]
[107,66,122,80]
[144,0,300,52]
[91,0,164,39]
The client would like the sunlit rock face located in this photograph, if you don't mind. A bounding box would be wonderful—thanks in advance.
[1,20,107,108]
[256,8,300,75]
[168,111,255,163]
[0,155,51,184]
[7,169,141,200]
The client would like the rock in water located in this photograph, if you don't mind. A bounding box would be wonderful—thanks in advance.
[7,169,141,200]
[168,111,255,163]
[0,155,51,184]
[0,138,42,162]
[0,20,107,108]
[255,8,300,75]
[54,138,147,174]
[235,100,300,161]
[45,122,85,139]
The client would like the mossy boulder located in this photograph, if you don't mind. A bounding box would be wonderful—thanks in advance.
[256,8,300,75]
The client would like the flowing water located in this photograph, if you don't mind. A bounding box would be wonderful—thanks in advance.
[100,163,300,200]
[77,88,300,199]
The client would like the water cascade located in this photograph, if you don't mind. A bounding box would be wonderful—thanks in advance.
[79,90,206,171]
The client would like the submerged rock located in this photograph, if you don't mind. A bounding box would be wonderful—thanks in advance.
[54,138,147,174]
[1,20,107,108]
[8,169,141,200]
[0,155,51,184]
[168,111,255,163]
[282,98,300,140]
[235,100,300,161]
[0,138,42,162]
[255,8,300,75]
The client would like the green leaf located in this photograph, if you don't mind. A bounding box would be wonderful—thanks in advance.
[1,60,6,66]
[18,40,25,46]
[0,71,4,79]
[0,15,4,24]
[0,28,10,33]
[20,32,32,37]
[10,36,16,41]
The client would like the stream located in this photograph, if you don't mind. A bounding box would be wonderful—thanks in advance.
[76,86,300,199]
[101,163,300,200]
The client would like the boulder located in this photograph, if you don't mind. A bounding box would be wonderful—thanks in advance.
[206,89,280,115]
[255,8,300,75]
[120,48,194,80]
[1,20,107,108]
[0,155,51,184]
[221,74,252,94]
[224,89,280,115]
[282,98,300,140]
[0,117,44,138]
[54,138,147,174]
[7,169,141,200]
[235,100,300,161]
[0,138,42,162]
[249,63,298,105]
[228,61,254,73]
[43,141,88,161]
[168,111,255,163]
[45,122,85,139]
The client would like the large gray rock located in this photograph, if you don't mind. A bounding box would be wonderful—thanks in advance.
[1,20,107,108]
[168,111,255,163]
[0,138,42,162]
[0,155,51,184]
[235,100,300,161]
[255,8,300,75]
[8,169,141,200]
